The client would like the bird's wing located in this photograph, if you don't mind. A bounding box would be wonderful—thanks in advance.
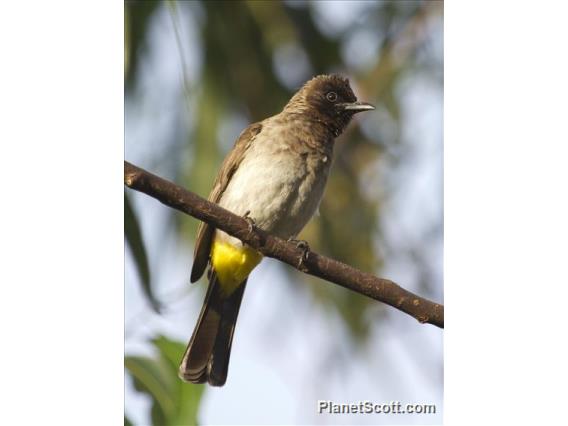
[190,122,263,283]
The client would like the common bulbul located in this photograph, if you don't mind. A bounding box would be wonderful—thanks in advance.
[179,74,374,386]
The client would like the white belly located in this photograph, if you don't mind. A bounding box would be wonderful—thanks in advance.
[217,143,330,244]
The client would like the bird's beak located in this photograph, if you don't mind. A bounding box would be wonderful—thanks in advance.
[338,101,375,113]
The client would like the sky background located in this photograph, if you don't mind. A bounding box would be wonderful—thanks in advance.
[125,1,443,424]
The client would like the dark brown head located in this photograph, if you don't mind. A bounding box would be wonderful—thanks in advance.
[284,74,374,136]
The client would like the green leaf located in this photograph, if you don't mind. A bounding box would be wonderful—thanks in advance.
[125,192,160,312]
[151,402,168,426]
[125,355,176,423]
[173,382,204,426]
[126,336,205,425]
[153,335,205,425]
[124,415,134,426]
[153,335,187,375]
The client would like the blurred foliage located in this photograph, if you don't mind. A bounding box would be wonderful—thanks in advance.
[124,0,160,89]
[125,192,160,312]
[125,335,204,425]
[125,4,442,417]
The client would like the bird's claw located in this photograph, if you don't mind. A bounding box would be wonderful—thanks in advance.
[243,210,256,237]
[288,238,310,269]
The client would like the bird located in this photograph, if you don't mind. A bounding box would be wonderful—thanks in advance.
[178,74,374,386]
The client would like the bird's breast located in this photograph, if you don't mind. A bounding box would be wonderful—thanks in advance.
[217,137,331,243]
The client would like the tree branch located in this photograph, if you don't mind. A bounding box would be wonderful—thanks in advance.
[124,161,444,329]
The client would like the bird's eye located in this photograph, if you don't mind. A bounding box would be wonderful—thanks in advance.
[326,92,338,102]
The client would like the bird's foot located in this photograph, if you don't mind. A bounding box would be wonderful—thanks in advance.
[288,238,311,269]
[243,210,257,237]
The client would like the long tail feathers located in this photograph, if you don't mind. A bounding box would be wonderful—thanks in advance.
[179,271,247,386]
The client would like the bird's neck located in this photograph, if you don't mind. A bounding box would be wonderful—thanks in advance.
[273,112,335,157]
[282,109,345,139]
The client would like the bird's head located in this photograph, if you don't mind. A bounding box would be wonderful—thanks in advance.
[284,74,375,136]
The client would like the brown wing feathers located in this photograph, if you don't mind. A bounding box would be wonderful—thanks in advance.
[190,122,262,282]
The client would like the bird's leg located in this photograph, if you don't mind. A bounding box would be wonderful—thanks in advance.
[288,237,311,269]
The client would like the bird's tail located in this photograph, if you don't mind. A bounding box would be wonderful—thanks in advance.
[178,271,247,386]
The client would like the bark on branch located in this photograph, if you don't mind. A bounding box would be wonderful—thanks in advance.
[124,161,444,328]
